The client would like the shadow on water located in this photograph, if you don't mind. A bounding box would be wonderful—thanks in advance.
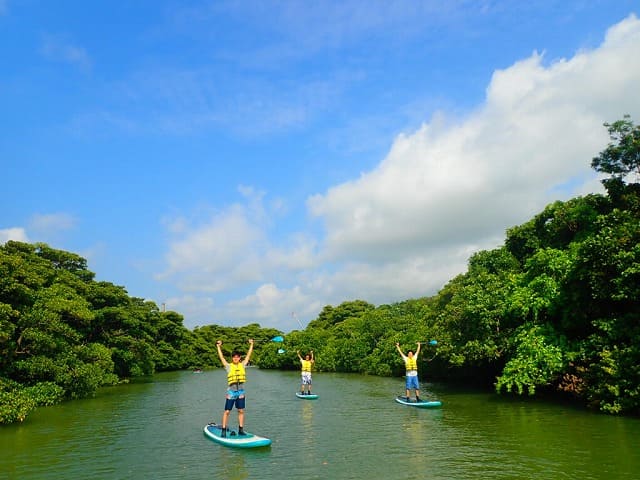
[2,369,640,480]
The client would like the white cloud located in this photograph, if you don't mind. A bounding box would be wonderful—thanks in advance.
[224,283,323,331]
[0,213,75,247]
[0,227,29,244]
[309,14,640,266]
[157,186,273,292]
[265,233,318,271]
[156,186,323,328]
[158,206,265,291]
[162,294,215,328]
[160,15,640,330]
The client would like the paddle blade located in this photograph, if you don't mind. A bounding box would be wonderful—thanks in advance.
[271,336,284,343]
[277,348,286,354]
[429,340,438,345]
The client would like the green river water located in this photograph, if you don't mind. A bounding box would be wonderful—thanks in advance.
[1,369,639,479]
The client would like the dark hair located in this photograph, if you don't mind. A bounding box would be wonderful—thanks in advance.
[232,351,242,357]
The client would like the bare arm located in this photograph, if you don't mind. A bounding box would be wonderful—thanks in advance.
[243,339,254,366]
[216,341,228,367]
[297,350,303,361]
[416,342,421,357]
[395,343,406,360]
[310,350,314,363]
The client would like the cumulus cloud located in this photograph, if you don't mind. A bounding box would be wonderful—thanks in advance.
[0,227,29,244]
[158,186,301,293]
[0,213,76,247]
[160,15,640,329]
[158,204,265,292]
[226,283,320,329]
[308,14,640,281]
[162,294,215,327]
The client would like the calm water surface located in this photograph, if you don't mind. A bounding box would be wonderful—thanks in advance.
[1,369,639,479]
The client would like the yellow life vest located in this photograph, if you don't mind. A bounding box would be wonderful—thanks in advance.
[227,362,246,385]
[405,357,417,372]
[301,359,312,373]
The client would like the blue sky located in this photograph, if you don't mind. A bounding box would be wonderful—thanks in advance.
[2,1,640,331]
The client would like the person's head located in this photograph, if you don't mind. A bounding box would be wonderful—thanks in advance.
[407,350,414,358]
[305,353,311,360]
[231,351,242,363]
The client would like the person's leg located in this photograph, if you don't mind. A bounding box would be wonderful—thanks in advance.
[221,409,231,436]
[222,397,235,436]
[236,396,246,434]
[302,373,311,393]
[222,409,230,427]
[237,409,244,428]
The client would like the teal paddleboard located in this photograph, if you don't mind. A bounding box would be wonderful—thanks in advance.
[295,392,318,400]
[395,396,442,408]
[203,423,271,448]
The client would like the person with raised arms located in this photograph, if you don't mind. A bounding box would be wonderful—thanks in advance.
[395,342,421,402]
[216,339,254,437]
[296,350,315,395]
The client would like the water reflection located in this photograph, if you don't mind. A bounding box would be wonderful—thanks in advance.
[213,448,249,480]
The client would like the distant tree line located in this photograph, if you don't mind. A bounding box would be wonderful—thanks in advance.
[1,116,638,424]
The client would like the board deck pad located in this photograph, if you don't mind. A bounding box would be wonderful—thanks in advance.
[395,396,442,408]
[203,423,271,448]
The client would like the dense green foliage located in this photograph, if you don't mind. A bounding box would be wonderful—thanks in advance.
[2,117,638,423]
[0,242,281,424]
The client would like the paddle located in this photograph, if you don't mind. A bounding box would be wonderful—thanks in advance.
[269,335,286,354]
[419,339,438,361]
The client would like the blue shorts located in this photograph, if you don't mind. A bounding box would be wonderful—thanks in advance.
[225,395,245,411]
[225,387,245,410]
[405,375,420,390]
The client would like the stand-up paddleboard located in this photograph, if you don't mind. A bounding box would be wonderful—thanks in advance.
[296,392,319,400]
[203,423,271,448]
[395,396,442,408]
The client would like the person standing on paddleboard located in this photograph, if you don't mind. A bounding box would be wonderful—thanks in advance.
[396,342,421,402]
[216,339,254,437]
[296,350,315,395]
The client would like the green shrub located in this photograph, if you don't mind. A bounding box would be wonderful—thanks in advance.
[0,390,37,424]
[23,382,65,406]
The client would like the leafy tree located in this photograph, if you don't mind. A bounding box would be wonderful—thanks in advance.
[0,241,196,424]
[307,300,374,330]
[591,115,640,181]
[433,249,518,379]
[496,324,565,395]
